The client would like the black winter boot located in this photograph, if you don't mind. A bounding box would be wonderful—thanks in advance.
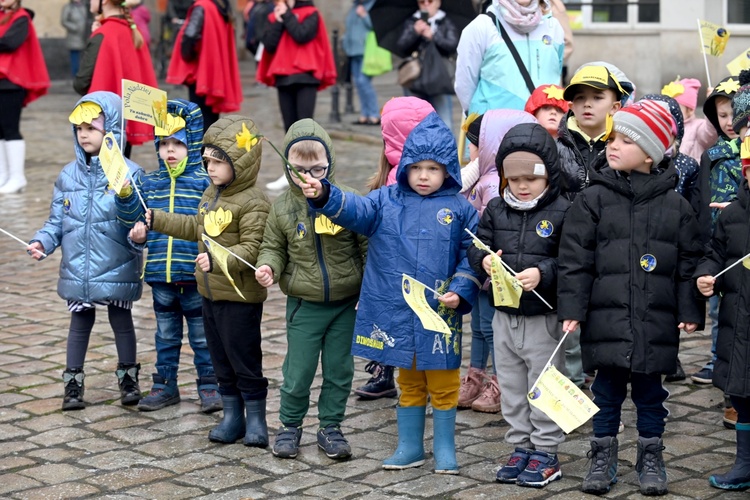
[354,361,397,399]
[62,368,85,411]
[582,436,618,495]
[709,422,750,490]
[116,363,142,406]
[636,436,668,496]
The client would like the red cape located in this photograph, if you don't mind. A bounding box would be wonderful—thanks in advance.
[0,9,49,106]
[89,17,157,145]
[256,5,337,91]
[166,0,242,114]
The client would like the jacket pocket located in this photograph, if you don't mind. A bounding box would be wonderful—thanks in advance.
[287,298,303,324]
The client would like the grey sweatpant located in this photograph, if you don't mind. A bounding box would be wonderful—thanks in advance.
[493,311,565,453]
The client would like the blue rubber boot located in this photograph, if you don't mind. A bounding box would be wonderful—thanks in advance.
[710,423,750,491]
[208,394,246,443]
[382,406,426,470]
[432,407,459,474]
[243,398,268,448]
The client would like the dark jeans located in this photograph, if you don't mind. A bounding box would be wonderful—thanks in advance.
[202,298,267,399]
[188,84,219,135]
[591,366,669,439]
[277,83,317,132]
[731,396,750,424]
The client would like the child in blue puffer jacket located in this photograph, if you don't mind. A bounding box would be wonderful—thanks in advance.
[28,91,144,411]
[301,112,480,474]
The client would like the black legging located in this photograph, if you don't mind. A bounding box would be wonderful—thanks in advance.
[277,83,317,132]
[66,305,137,369]
[188,84,219,136]
[0,87,25,140]
[731,396,750,425]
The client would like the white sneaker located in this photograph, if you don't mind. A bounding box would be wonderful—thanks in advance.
[266,174,288,191]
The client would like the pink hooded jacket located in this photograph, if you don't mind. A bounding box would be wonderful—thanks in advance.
[679,115,718,163]
[381,97,436,186]
[463,109,537,215]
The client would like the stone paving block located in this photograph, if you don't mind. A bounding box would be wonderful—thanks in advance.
[11,482,101,500]
[26,447,86,463]
[19,381,65,399]
[135,433,213,458]
[177,465,267,492]
[84,466,174,491]
[0,392,33,407]
[241,453,311,475]
[17,463,93,485]
[0,455,35,472]
[69,437,128,453]
[354,493,416,500]
[360,469,426,488]
[14,397,60,415]
[0,473,43,495]
[262,470,333,495]
[17,412,83,432]
[193,488,268,500]
[149,452,226,475]
[317,458,383,480]
[453,483,547,500]
[0,440,38,457]
[2,359,59,376]
[347,430,398,453]
[0,423,31,440]
[77,450,155,470]
[26,426,95,446]
[86,414,155,432]
[304,479,373,499]
[106,427,166,445]
[148,413,215,434]
[385,473,479,498]
[126,481,205,499]
[4,374,57,390]
[66,403,130,423]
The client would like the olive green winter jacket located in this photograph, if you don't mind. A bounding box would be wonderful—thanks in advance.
[152,115,270,303]
[257,119,366,303]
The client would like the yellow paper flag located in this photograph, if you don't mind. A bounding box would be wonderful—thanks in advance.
[202,234,245,299]
[98,132,130,194]
[699,20,730,57]
[727,47,750,76]
[490,255,523,308]
[401,275,451,336]
[528,365,599,434]
[121,79,168,126]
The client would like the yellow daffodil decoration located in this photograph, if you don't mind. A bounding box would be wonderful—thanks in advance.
[717,78,741,95]
[661,80,685,98]
[236,123,260,152]
[151,95,168,130]
[69,101,103,125]
[543,85,565,100]
[204,207,233,237]
[154,113,186,138]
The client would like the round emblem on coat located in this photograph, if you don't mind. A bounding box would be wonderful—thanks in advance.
[403,279,411,294]
[437,208,454,225]
[536,220,553,237]
[199,202,209,216]
[528,387,542,400]
[63,199,71,214]
[296,222,307,239]
[542,35,552,45]
[469,188,477,201]
[640,254,657,272]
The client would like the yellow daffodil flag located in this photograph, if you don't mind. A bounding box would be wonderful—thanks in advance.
[202,234,245,300]
[727,47,750,76]
[121,79,168,126]
[528,365,599,434]
[401,275,451,336]
[99,132,130,195]
[490,255,523,308]
[699,20,730,57]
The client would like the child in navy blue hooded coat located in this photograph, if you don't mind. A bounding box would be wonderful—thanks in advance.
[301,112,480,474]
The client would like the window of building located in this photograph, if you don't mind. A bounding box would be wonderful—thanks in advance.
[564,0,660,27]
[727,0,750,24]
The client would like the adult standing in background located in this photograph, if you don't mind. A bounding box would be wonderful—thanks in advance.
[167,0,242,135]
[543,0,573,83]
[343,0,380,126]
[124,0,152,49]
[455,0,563,116]
[258,0,336,192]
[61,0,89,78]
[0,0,50,194]
[396,0,458,131]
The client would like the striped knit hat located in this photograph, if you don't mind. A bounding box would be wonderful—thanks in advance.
[613,100,675,165]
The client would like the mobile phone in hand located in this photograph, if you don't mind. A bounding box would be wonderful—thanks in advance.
[420,11,429,22]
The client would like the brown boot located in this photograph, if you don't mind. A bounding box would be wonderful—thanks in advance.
[471,374,501,413]
[724,406,738,430]
[457,367,485,408]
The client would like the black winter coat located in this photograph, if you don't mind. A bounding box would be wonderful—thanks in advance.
[558,163,705,375]
[556,114,609,200]
[694,182,750,397]
[468,123,570,316]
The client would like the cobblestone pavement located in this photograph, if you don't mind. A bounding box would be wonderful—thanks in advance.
[0,61,744,499]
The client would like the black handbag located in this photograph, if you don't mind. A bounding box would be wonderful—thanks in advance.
[409,41,455,96]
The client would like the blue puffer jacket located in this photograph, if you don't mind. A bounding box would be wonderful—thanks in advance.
[312,112,481,370]
[116,99,209,284]
[32,91,144,303]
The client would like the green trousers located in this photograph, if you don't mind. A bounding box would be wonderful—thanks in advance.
[279,295,357,428]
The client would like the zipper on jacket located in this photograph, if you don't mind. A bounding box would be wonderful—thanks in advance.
[166,176,176,283]
[516,213,528,275]
[536,48,540,76]
[84,163,95,301]
[289,297,303,323]
[629,199,637,368]
[312,214,331,302]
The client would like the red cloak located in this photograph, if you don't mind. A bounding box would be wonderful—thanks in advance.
[89,17,157,145]
[0,9,50,106]
[166,0,242,114]
[256,6,337,91]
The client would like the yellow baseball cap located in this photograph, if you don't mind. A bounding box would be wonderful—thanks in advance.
[563,65,628,101]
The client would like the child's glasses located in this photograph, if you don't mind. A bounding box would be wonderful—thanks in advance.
[287,163,329,179]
